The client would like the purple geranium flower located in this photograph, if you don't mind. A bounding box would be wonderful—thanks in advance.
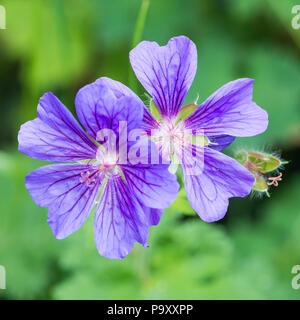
[129,36,268,222]
[18,78,179,259]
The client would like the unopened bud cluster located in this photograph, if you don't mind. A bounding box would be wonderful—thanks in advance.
[235,150,287,197]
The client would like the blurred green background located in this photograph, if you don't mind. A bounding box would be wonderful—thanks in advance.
[0,0,300,300]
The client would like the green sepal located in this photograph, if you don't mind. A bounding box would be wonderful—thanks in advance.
[78,159,92,164]
[176,103,197,123]
[248,152,281,173]
[168,152,180,174]
[235,150,248,165]
[150,99,162,122]
[187,135,210,147]
[96,175,108,204]
[87,133,104,149]
[117,166,127,184]
[168,162,179,174]
[252,176,268,192]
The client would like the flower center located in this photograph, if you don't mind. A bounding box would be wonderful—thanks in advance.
[153,118,185,148]
[80,150,123,187]
[152,118,209,160]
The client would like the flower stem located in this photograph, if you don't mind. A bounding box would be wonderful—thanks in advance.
[128,0,150,91]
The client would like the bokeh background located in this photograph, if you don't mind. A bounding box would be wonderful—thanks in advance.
[0,0,300,299]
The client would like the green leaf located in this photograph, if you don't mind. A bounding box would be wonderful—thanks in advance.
[0,152,62,299]
[167,188,195,215]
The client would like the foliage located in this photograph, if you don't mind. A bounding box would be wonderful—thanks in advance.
[0,0,299,299]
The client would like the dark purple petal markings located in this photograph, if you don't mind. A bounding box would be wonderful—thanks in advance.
[122,164,179,210]
[90,77,159,133]
[25,164,102,239]
[94,177,149,259]
[93,159,179,259]
[130,36,269,222]
[130,36,197,117]
[18,92,97,162]
[207,135,236,152]
[184,78,268,137]
[75,78,145,139]
[182,148,255,222]
[19,78,180,259]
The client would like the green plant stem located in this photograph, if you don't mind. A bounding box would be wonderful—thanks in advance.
[128,0,150,91]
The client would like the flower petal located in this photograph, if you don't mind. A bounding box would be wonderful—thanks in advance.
[184,78,268,137]
[93,150,178,259]
[95,77,143,100]
[182,147,254,222]
[130,36,197,117]
[18,93,97,162]
[142,106,160,135]
[94,177,150,259]
[122,163,179,210]
[75,78,144,139]
[25,163,101,239]
[208,134,235,152]
[145,208,163,226]
[91,77,158,134]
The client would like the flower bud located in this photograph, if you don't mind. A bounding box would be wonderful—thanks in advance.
[235,150,287,197]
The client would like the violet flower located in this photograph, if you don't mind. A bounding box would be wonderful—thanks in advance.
[129,36,268,222]
[18,78,179,259]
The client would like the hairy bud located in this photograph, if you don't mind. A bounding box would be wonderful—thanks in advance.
[235,150,288,197]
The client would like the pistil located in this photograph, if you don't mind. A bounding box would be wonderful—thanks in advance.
[80,165,105,187]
